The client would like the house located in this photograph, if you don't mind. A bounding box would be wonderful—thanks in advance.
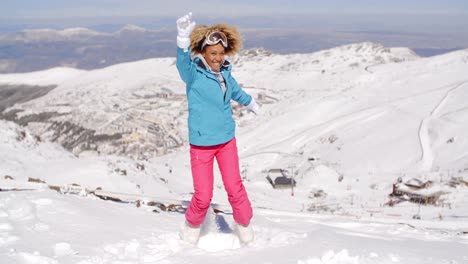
[265,168,296,189]
[388,177,446,206]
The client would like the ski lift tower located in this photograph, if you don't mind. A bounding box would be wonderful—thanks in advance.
[289,164,296,196]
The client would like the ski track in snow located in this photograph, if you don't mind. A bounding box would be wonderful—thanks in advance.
[246,76,468,160]
[249,105,390,156]
[418,80,468,171]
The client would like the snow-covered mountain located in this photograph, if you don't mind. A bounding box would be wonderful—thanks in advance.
[0,25,152,42]
[2,41,467,200]
[0,43,420,157]
[0,25,176,73]
[1,42,468,263]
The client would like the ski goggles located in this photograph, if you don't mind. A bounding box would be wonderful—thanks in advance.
[201,31,228,50]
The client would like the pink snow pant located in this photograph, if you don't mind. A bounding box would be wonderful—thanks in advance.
[185,137,253,227]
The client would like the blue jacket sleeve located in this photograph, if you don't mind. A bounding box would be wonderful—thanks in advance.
[230,76,252,106]
[176,47,196,90]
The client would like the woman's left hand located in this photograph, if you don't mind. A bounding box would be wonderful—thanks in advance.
[247,98,260,115]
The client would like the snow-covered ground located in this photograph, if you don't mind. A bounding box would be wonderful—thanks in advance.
[2,188,467,264]
[1,43,468,263]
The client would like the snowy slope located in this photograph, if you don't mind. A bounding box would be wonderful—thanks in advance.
[234,45,468,173]
[0,43,420,159]
[0,67,85,86]
[1,43,468,263]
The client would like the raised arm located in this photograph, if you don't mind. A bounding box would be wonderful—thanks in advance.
[175,12,197,86]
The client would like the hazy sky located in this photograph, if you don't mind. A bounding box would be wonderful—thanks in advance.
[1,0,467,34]
[2,0,467,18]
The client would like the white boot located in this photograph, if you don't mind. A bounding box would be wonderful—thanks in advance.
[179,221,201,244]
[237,223,254,244]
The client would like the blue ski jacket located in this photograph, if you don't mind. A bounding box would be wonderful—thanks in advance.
[176,47,252,146]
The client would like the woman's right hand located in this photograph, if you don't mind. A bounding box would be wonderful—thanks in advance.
[176,12,196,39]
[176,12,196,49]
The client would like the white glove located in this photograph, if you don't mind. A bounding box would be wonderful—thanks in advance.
[176,12,196,49]
[246,97,260,115]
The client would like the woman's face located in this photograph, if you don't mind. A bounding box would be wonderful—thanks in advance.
[202,43,225,72]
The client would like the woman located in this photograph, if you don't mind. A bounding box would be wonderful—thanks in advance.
[175,13,259,244]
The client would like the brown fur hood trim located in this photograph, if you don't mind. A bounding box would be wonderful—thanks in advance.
[190,23,242,56]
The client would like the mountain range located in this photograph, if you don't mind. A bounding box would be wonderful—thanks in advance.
[1,24,465,73]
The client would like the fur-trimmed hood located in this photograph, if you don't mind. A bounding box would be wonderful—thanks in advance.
[190,23,242,56]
